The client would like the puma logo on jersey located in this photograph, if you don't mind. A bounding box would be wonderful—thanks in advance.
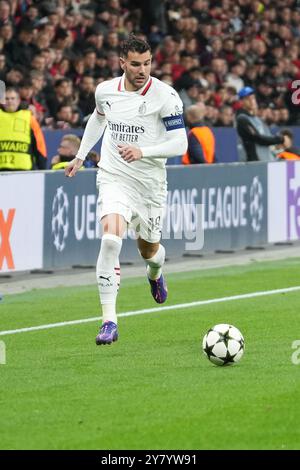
[99,275,112,282]
[106,101,112,110]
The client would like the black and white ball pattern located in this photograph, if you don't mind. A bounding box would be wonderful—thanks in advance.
[202,324,245,366]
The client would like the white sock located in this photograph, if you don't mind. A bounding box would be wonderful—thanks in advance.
[143,244,165,280]
[96,234,122,324]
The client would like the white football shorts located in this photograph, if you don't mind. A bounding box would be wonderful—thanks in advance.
[96,169,167,243]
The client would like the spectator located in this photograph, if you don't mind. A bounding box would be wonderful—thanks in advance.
[106,50,121,77]
[82,48,100,77]
[47,78,74,117]
[31,53,48,75]
[78,75,96,121]
[200,37,224,66]
[242,64,258,88]
[225,60,245,93]
[255,79,274,108]
[54,103,81,129]
[29,70,48,118]
[278,108,290,126]
[20,4,40,28]
[211,58,228,86]
[0,87,47,170]
[0,0,12,27]
[1,0,300,130]
[0,22,14,51]
[178,78,202,109]
[52,27,74,56]
[81,25,104,54]
[51,134,81,169]
[68,56,85,84]
[160,73,173,86]
[5,64,25,87]
[154,36,176,66]
[203,104,219,126]
[0,52,7,80]
[215,105,234,127]
[182,103,216,164]
[19,78,47,124]
[277,129,300,161]
[236,86,288,162]
[5,22,38,67]
[103,30,120,55]
[140,0,167,35]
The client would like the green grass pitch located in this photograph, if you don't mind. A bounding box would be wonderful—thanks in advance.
[1,257,300,450]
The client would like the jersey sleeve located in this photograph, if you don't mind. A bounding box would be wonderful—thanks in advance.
[95,83,105,116]
[140,87,187,159]
[160,89,185,132]
[76,110,106,160]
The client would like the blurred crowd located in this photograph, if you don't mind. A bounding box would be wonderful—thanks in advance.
[1,0,300,129]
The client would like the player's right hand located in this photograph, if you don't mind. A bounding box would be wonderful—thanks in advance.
[65,157,84,177]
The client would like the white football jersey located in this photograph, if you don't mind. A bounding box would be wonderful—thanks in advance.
[95,74,185,187]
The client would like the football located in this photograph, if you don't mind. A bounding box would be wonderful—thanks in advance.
[202,324,245,366]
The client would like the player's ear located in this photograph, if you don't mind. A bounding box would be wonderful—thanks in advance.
[120,57,125,71]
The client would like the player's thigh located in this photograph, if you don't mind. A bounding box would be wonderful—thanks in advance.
[134,200,164,245]
[101,213,127,237]
[97,170,132,232]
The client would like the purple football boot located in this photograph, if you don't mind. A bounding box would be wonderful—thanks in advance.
[148,274,168,304]
[96,321,118,345]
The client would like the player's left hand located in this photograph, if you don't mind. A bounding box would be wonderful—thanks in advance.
[118,145,142,163]
[65,157,84,177]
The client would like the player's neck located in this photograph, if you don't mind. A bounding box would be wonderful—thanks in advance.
[124,77,149,92]
[124,78,139,92]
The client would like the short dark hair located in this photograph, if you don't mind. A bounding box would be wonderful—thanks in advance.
[19,79,33,89]
[120,34,151,58]
[54,78,71,88]
[6,86,20,95]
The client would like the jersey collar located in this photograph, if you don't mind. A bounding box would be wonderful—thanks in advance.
[118,74,152,95]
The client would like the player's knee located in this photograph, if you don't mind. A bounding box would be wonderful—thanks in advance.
[99,234,122,265]
[139,245,159,260]
[102,238,121,254]
[143,249,156,259]
[101,238,116,253]
[137,237,157,258]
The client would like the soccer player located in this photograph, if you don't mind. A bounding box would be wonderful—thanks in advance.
[65,35,188,345]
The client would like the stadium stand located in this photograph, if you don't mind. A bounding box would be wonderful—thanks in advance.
[1,0,300,162]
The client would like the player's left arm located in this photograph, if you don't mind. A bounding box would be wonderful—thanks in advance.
[143,89,188,158]
[119,89,187,163]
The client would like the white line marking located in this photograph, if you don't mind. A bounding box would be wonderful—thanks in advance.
[0,285,299,337]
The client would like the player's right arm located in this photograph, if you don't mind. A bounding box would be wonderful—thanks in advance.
[140,86,188,159]
[64,156,85,177]
[65,86,107,178]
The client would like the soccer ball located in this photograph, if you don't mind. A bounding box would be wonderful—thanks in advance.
[202,324,245,366]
